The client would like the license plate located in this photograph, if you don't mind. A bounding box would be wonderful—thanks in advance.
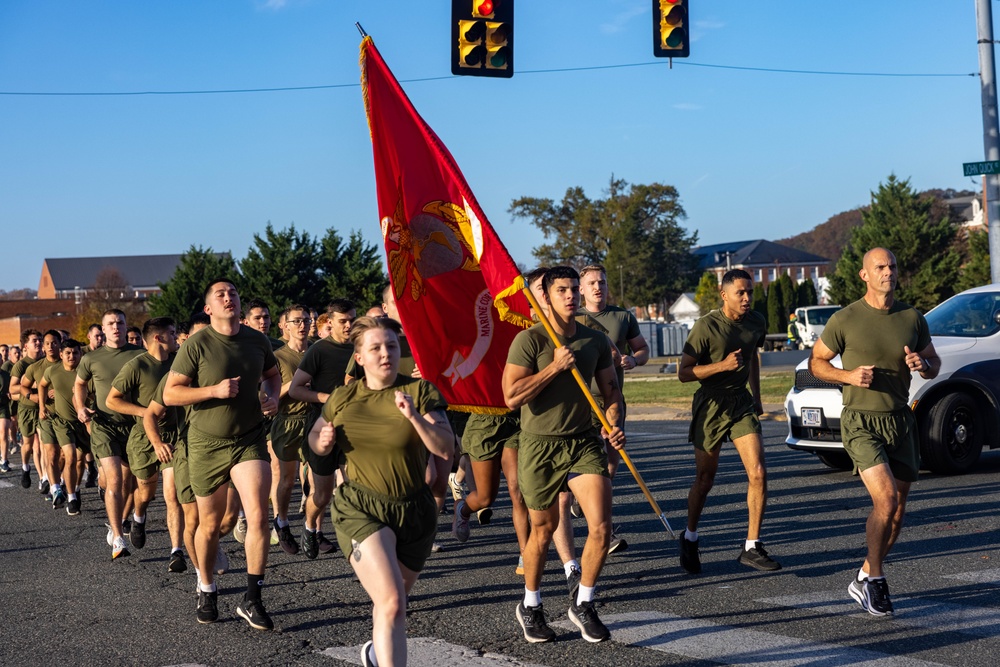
[801,408,822,427]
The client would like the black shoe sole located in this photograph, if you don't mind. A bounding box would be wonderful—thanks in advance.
[477,508,493,525]
[237,605,274,630]
[738,555,782,571]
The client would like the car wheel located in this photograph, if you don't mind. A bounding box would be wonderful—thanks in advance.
[816,451,853,470]
[921,393,984,474]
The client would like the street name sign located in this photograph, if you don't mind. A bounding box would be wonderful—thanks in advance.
[963,160,1000,176]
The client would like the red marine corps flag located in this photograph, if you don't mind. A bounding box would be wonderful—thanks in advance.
[359,36,532,413]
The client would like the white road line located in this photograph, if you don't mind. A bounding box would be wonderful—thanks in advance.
[551,610,947,666]
[760,591,1000,639]
[320,637,550,666]
[942,569,1000,585]
[0,479,15,489]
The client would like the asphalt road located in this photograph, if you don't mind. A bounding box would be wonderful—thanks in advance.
[1,420,998,667]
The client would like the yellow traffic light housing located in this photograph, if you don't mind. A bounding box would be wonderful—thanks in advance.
[653,0,690,59]
[452,0,513,78]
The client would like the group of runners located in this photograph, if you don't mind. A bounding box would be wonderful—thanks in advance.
[0,247,936,666]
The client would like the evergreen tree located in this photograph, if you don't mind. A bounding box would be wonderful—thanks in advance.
[693,272,720,315]
[752,282,768,327]
[319,229,386,309]
[148,246,238,322]
[238,223,322,312]
[826,175,960,312]
[796,278,818,307]
[956,229,992,292]
[766,280,784,334]
[778,273,796,316]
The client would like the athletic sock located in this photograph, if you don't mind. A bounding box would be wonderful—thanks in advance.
[199,581,217,593]
[744,539,759,551]
[857,568,870,582]
[171,547,183,554]
[576,585,596,606]
[276,517,289,529]
[523,588,541,608]
[563,560,581,577]
[22,463,30,472]
[684,529,698,542]
[133,513,145,524]
[246,573,264,601]
[68,493,77,501]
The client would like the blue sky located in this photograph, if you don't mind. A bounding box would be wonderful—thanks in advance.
[0,1,991,292]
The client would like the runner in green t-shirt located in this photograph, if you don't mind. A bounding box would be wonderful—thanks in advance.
[267,304,312,556]
[809,247,940,617]
[106,317,180,557]
[678,269,779,575]
[0,362,10,473]
[289,298,356,558]
[10,330,42,490]
[38,338,87,515]
[22,330,63,506]
[309,316,453,667]
[3,345,22,468]
[503,266,624,645]
[74,309,144,560]
[164,280,280,631]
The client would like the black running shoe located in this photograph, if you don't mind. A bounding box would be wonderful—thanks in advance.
[130,521,146,549]
[515,603,555,643]
[849,576,893,616]
[477,507,493,525]
[168,550,187,573]
[236,598,274,630]
[738,542,781,571]
[39,479,50,496]
[317,531,336,554]
[196,590,219,624]
[566,566,582,601]
[302,529,319,560]
[275,520,300,555]
[679,536,701,574]
[85,463,98,487]
[20,469,30,489]
[568,600,610,643]
[66,498,81,516]
[607,526,628,555]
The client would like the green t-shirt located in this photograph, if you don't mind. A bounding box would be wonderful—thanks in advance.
[76,344,144,424]
[323,375,447,498]
[345,334,416,381]
[43,364,80,421]
[152,373,186,443]
[577,305,642,398]
[0,367,9,412]
[682,309,767,393]
[112,352,176,445]
[24,358,59,413]
[169,325,277,439]
[820,298,931,412]
[269,337,286,351]
[274,343,308,417]
[12,356,42,412]
[299,336,355,395]
[506,323,613,437]
[1,360,12,374]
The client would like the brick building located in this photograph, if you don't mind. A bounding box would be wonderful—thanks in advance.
[693,239,832,299]
[38,254,186,300]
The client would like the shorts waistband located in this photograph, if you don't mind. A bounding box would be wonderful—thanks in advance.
[341,480,430,505]
[842,407,912,417]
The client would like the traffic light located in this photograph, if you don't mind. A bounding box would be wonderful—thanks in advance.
[653,0,690,59]
[452,0,514,78]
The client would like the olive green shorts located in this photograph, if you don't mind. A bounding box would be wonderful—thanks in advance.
[270,414,307,463]
[517,430,609,511]
[172,439,195,505]
[127,427,176,481]
[841,408,920,483]
[91,417,132,461]
[19,407,38,439]
[37,415,57,445]
[331,482,438,573]
[0,403,9,420]
[52,416,91,454]
[187,422,269,497]
[689,389,761,453]
[462,412,520,462]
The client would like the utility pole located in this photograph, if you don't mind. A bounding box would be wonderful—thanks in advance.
[976,0,1000,283]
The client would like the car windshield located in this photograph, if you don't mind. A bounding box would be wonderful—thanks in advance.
[805,307,841,325]
[926,291,1000,338]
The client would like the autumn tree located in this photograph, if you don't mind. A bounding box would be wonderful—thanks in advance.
[693,272,721,315]
[73,267,147,339]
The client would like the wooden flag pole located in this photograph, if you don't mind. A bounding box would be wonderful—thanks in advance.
[520,287,675,538]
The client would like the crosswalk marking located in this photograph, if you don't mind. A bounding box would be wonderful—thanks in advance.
[759,591,1000,639]
[0,479,15,489]
[942,569,1000,585]
[550,610,948,666]
[320,637,549,667]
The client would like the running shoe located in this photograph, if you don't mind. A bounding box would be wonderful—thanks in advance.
[84,463,98,488]
[447,472,467,502]
[275,520,300,555]
[302,529,319,560]
[168,550,187,573]
[51,486,67,510]
[122,519,132,537]
[361,640,377,667]
[234,515,248,544]
[453,499,470,543]
[20,468,30,489]
[515,554,524,576]
[515,603,555,643]
[566,565,582,601]
[112,536,130,560]
[0,460,9,473]
[106,524,114,546]
[607,526,628,555]
[849,576,894,616]
[431,541,443,553]
[679,536,701,574]
[317,531,336,554]
[130,521,146,549]
[66,498,81,516]
[236,598,274,630]
[39,478,49,495]
[215,547,229,575]
[270,527,280,546]
[738,542,781,571]
[568,600,610,643]
[570,499,583,518]
[196,590,219,624]
[477,507,493,525]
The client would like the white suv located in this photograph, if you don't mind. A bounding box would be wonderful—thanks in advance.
[785,284,1000,474]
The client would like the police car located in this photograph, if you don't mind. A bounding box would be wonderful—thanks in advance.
[785,284,1000,474]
